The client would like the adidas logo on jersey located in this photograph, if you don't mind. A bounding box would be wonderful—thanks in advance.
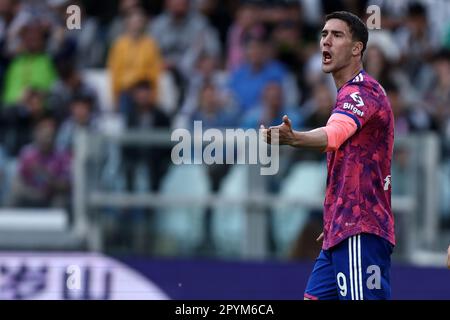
[352,73,364,82]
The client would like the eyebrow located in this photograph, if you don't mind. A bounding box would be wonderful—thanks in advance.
[321,29,346,36]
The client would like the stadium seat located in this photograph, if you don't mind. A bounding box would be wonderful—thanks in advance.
[156,71,179,116]
[439,161,450,223]
[154,164,210,256]
[82,69,113,112]
[271,161,327,257]
[83,69,179,115]
[0,148,12,205]
[211,165,248,257]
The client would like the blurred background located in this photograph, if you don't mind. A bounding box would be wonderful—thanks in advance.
[0,0,449,299]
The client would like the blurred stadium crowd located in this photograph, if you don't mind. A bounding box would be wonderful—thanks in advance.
[0,0,449,259]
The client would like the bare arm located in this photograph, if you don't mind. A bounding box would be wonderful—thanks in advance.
[263,114,357,153]
[291,128,328,150]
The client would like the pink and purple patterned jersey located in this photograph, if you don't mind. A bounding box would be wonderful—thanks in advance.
[322,70,395,250]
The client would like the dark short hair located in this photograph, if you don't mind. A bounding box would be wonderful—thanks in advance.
[431,48,450,63]
[35,114,57,130]
[408,2,426,17]
[382,79,399,94]
[325,11,369,58]
[130,79,154,91]
[244,34,269,48]
[70,94,95,109]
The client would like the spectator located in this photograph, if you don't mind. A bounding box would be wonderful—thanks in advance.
[189,81,237,201]
[149,0,221,98]
[0,88,47,157]
[366,0,410,30]
[385,80,433,137]
[391,144,413,197]
[271,19,306,98]
[395,2,437,89]
[107,0,142,45]
[295,80,334,161]
[174,53,232,129]
[121,80,171,193]
[107,7,162,112]
[301,80,335,129]
[56,95,98,154]
[423,49,450,136]
[47,0,105,69]
[195,0,233,47]
[226,1,264,71]
[228,37,289,113]
[365,31,419,105]
[0,0,30,56]
[364,40,395,85]
[7,116,71,208]
[190,82,237,129]
[0,0,21,87]
[188,81,238,254]
[241,82,300,129]
[261,1,302,29]
[47,60,97,123]
[2,19,57,105]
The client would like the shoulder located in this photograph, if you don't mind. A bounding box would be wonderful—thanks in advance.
[59,119,75,132]
[338,76,384,102]
[151,14,169,28]
[266,60,287,74]
[144,36,159,49]
[154,108,171,125]
[111,35,128,48]
[189,13,209,28]
[336,83,362,105]
[230,64,248,78]
[19,145,37,160]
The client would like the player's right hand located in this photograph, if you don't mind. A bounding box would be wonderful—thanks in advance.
[261,115,296,146]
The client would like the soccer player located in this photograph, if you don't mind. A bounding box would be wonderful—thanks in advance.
[262,11,395,300]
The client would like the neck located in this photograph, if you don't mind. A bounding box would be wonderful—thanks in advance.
[172,13,186,23]
[333,62,363,89]
[129,31,142,40]
[250,62,263,73]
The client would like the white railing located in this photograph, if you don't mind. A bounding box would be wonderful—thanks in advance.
[71,129,442,264]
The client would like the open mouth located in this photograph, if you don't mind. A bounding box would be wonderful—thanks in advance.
[322,50,332,64]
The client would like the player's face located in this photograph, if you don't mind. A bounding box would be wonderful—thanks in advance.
[320,19,355,73]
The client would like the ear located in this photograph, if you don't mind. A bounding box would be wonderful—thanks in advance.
[352,41,363,57]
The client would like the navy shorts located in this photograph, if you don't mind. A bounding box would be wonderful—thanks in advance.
[304,233,394,300]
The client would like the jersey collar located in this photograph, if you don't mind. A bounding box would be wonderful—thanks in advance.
[337,69,365,93]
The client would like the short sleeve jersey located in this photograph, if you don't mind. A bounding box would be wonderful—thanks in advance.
[323,70,395,250]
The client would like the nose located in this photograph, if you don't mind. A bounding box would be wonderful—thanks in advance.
[321,34,332,48]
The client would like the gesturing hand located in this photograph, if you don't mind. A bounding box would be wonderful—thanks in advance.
[261,115,296,146]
